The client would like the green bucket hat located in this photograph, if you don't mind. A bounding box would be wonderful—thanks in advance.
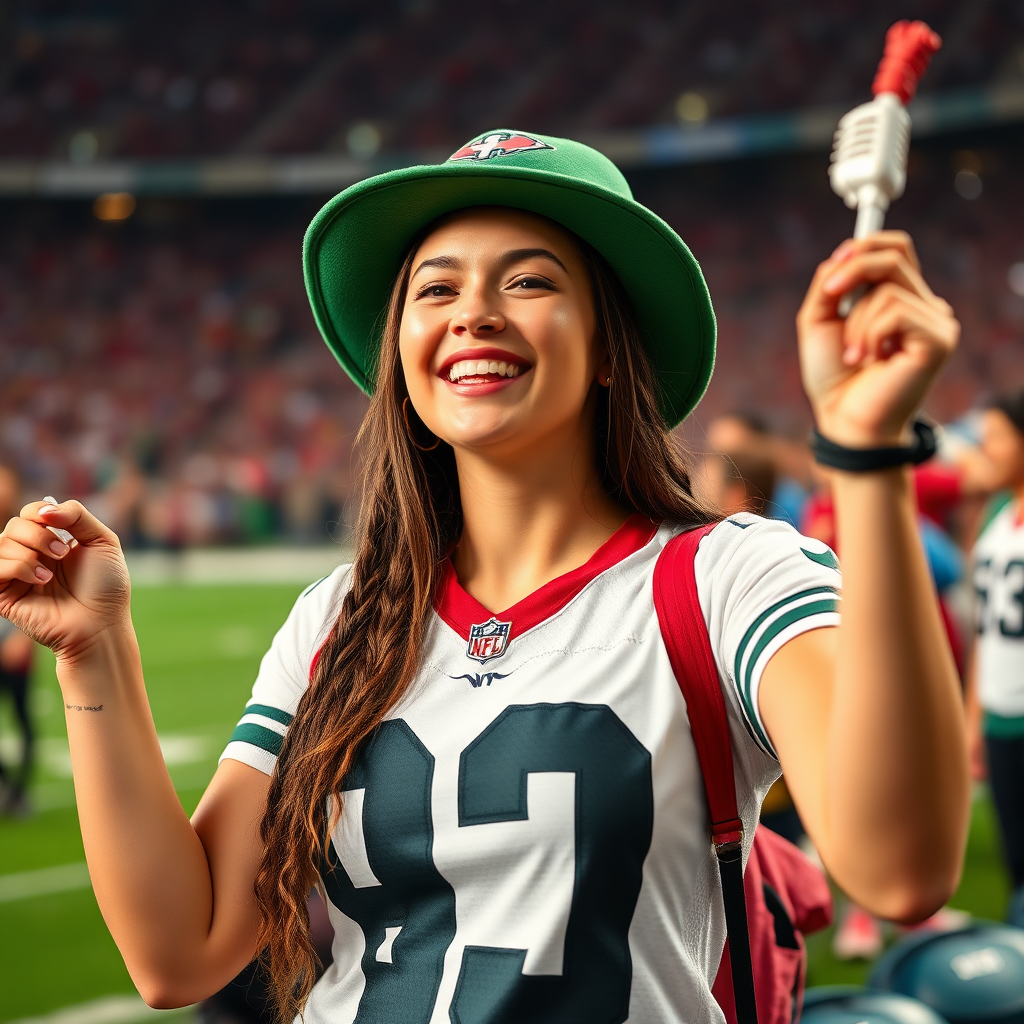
[303,129,716,427]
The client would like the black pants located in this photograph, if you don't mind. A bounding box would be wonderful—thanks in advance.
[0,666,32,797]
[986,733,1024,889]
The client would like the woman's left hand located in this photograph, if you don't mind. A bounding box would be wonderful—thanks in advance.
[797,231,960,448]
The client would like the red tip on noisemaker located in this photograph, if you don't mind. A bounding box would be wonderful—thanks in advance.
[871,20,942,105]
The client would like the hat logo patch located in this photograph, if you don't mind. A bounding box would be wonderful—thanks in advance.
[466,617,512,663]
[449,132,554,162]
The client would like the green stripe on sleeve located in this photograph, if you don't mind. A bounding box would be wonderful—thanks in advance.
[229,722,284,756]
[739,598,839,750]
[733,586,840,688]
[244,703,293,726]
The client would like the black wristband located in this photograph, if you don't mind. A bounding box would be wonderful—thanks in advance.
[810,417,938,472]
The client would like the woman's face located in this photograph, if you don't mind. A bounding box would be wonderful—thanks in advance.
[399,208,607,458]
[981,409,1024,489]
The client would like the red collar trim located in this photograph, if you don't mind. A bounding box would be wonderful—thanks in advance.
[434,513,659,642]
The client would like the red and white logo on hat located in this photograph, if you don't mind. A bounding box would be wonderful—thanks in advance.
[449,131,554,162]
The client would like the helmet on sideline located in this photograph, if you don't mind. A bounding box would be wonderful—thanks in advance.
[869,925,1024,1024]
[801,986,948,1024]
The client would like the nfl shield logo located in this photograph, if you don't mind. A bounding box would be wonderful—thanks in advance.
[466,617,512,664]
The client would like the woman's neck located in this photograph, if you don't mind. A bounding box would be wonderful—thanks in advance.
[451,427,629,613]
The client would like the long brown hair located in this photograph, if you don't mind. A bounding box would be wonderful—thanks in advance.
[254,218,715,1021]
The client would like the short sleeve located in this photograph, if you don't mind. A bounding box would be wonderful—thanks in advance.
[694,514,841,758]
[219,565,353,775]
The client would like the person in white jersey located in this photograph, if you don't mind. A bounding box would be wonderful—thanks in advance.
[968,390,1024,896]
[0,131,968,1024]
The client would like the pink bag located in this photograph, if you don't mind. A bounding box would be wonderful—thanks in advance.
[654,525,833,1024]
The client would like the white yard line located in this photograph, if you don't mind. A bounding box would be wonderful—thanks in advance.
[0,863,91,903]
[5,994,194,1024]
[125,545,349,586]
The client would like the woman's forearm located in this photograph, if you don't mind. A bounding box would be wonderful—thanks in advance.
[826,466,969,916]
[58,627,248,1004]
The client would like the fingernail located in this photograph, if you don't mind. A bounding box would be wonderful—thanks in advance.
[43,495,59,505]
[824,273,845,292]
[49,539,69,556]
[39,504,58,515]
[832,241,855,260]
[35,566,53,583]
[46,525,75,544]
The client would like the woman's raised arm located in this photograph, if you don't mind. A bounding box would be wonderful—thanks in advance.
[759,231,970,922]
[0,500,266,1006]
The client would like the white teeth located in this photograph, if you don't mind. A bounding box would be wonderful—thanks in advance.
[447,358,524,381]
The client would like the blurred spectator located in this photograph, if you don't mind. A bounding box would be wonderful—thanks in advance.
[0,466,36,816]
[706,412,810,525]
[0,210,367,548]
[702,448,776,517]
[967,390,1024,910]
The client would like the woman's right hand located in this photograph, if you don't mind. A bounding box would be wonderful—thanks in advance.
[0,500,131,663]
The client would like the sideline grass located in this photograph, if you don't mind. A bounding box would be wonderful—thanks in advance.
[0,582,1013,1018]
[0,584,301,1023]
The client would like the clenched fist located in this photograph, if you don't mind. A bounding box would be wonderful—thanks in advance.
[0,500,131,664]
[798,231,959,449]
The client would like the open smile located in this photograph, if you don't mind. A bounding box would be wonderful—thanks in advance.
[437,347,533,389]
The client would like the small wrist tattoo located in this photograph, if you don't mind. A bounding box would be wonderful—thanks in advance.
[66,703,104,712]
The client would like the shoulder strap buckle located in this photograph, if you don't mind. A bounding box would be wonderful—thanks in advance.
[712,820,745,860]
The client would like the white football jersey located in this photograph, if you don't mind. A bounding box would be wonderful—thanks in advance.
[222,513,841,1024]
[973,501,1024,717]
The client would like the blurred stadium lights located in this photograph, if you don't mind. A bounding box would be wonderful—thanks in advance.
[92,191,136,220]
[346,122,382,159]
[1,82,1021,199]
[954,169,983,200]
[675,91,710,125]
[67,129,99,164]
[1008,262,1024,298]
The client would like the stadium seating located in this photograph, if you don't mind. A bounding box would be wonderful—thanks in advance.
[2,0,1022,545]
[3,0,1022,160]
[2,134,1021,546]
[0,204,367,546]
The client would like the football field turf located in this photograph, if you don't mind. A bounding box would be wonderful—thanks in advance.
[0,583,1013,1022]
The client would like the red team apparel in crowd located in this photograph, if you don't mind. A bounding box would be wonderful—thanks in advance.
[221,514,840,1023]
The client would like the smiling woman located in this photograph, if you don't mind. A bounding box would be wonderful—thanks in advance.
[0,129,969,1024]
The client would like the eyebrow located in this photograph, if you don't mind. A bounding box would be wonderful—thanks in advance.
[412,247,568,278]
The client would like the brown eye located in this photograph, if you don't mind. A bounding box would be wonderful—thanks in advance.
[511,276,553,290]
[417,283,456,299]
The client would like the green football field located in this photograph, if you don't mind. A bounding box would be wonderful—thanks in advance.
[0,583,1013,1022]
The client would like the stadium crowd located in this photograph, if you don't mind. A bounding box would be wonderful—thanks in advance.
[1,138,1021,548]
[2,0,1021,160]
[647,137,1024,431]
[0,206,368,547]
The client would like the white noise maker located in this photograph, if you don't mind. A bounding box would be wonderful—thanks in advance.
[829,21,941,315]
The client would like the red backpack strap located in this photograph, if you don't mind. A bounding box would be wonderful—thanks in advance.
[653,523,759,1024]
[653,525,742,842]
